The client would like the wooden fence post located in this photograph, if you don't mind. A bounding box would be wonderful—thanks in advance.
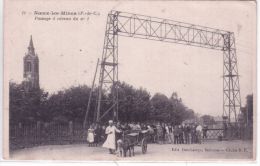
[36,121,41,145]
[17,122,23,148]
[69,121,73,143]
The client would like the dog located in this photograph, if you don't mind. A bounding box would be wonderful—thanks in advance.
[117,137,135,157]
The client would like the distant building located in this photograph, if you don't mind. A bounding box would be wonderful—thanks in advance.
[212,116,223,129]
[182,117,203,125]
[23,36,39,90]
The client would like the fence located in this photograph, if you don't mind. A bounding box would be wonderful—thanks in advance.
[9,122,87,150]
[202,125,253,141]
[10,122,253,150]
[202,129,224,140]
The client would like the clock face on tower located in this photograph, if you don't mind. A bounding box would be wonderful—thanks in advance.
[27,73,32,79]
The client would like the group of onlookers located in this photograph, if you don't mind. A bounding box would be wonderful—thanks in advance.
[144,122,208,144]
[86,121,208,146]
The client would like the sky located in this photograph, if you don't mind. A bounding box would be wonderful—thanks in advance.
[5,0,256,117]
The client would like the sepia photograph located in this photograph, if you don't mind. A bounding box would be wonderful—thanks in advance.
[3,0,257,162]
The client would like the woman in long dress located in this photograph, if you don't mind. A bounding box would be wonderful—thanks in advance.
[87,124,95,146]
[102,120,121,154]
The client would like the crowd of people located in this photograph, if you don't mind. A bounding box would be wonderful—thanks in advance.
[140,122,207,145]
[86,121,208,147]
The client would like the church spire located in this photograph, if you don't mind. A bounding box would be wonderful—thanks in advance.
[23,35,40,90]
[28,35,35,55]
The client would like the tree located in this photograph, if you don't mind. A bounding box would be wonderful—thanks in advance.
[241,94,253,125]
[45,85,99,124]
[9,81,197,125]
[9,81,48,124]
[117,82,151,122]
[150,93,172,122]
[169,92,194,125]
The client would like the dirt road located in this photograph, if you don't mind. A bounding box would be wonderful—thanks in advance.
[9,140,253,161]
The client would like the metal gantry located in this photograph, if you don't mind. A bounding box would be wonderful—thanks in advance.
[95,10,241,123]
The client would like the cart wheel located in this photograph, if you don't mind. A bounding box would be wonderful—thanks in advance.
[141,138,147,154]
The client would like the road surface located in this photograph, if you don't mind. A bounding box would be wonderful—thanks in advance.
[9,140,253,161]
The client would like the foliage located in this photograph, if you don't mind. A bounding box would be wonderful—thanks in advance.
[9,82,48,124]
[10,81,196,125]
[241,94,253,124]
[118,82,151,122]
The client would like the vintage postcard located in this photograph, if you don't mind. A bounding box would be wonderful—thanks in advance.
[3,0,257,161]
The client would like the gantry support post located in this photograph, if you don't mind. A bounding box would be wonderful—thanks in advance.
[222,32,241,123]
[96,11,119,122]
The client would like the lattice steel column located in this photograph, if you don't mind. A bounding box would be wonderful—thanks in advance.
[222,32,241,123]
[96,11,119,122]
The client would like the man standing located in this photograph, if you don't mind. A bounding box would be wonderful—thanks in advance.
[202,125,208,139]
[196,124,203,144]
[115,122,123,152]
[173,125,179,144]
[94,123,103,146]
[191,124,196,144]
[102,120,121,154]
[156,123,163,144]
[165,124,172,144]
[178,125,184,144]
[184,124,189,144]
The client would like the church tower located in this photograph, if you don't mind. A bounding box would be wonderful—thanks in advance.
[23,35,39,90]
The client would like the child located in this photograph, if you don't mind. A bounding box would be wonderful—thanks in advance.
[87,124,95,146]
